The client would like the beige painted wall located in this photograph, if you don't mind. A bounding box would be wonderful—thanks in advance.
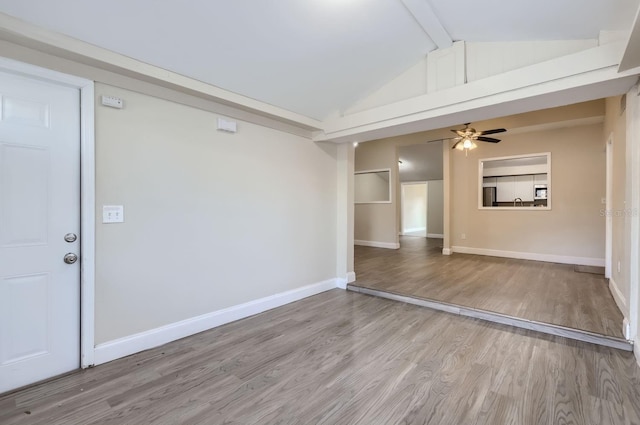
[355,172,390,203]
[94,83,337,343]
[604,95,629,317]
[354,100,606,251]
[451,123,605,260]
[354,134,449,244]
[0,43,346,346]
[354,137,399,244]
[427,180,444,235]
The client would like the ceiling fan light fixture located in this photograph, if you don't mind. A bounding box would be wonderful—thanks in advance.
[463,138,474,149]
[455,138,477,151]
[451,123,506,152]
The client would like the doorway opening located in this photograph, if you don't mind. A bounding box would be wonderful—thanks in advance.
[401,182,427,237]
[352,101,631,350]
[398,142,444,245]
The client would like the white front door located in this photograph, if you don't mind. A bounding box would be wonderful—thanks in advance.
[0,69,80,393]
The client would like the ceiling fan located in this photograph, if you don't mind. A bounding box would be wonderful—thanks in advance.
[450,123,507,151]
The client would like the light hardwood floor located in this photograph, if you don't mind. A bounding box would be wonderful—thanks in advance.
[353,236,624,339]
[1,290,639,424]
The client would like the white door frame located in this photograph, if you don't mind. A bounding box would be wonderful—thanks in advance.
[627,85,640,349]
[0,57,95,368]
[605,134,613,279]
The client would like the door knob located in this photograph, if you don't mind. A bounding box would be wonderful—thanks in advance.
[64,253,78,264]
[64,233,77,243]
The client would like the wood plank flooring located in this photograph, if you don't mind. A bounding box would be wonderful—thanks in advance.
[353,236,625,339]
[1,290,640,425]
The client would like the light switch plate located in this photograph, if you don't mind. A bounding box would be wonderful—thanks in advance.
[103,205,124,223]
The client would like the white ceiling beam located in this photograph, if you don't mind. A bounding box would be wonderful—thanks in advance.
[619,3,640,72]
[400,0,453,50]
[315,42,637,143]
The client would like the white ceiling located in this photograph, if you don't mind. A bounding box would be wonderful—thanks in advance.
[0,0,638,120]
[429,0,639,42]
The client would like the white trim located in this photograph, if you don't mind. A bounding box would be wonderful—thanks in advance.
[93,278,340,365]
[403,227,427,233]
[346,271,356,284]
[478,152,551,210]
[627,84,640,347]
[605,134,613,279]
[443,144,451,255]
[451,246,605,267]
[0,57,96,368]
[317,42,636,143]
[354,240,400,249]
[427,233,444,238]
[336,274,356,290]
[79,82,95,368]
[400,0,452,50]
[624,318,631,340]
[478,151,551,165]
[609,277,628,316]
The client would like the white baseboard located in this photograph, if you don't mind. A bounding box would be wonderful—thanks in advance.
[335,271,357,290]
[451,246,605,267]
[442,248,452,255]
[609,277,628,317]
[403,227,426,233]
[93,278,340,366]
[354,240,400,249]
[346,271,356,283]
[623,318,631,340]
[427,233,444,238]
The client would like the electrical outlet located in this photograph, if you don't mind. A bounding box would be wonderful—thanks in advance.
[461,233,466,240]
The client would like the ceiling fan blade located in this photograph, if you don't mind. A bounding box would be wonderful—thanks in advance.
[476,136,501,143]
[451,140,462,149]
[479,128,506,136]
[451,129,466,137]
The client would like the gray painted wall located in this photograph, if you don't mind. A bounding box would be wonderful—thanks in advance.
[398,142,443,182]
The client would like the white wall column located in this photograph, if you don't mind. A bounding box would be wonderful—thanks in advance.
[337,143,355,287]
[442,141,452,255]
[626,84,640,359]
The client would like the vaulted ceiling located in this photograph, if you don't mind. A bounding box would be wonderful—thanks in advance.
[0,0,638,120]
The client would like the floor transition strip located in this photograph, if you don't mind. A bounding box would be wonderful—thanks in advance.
[347,284,633,351]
